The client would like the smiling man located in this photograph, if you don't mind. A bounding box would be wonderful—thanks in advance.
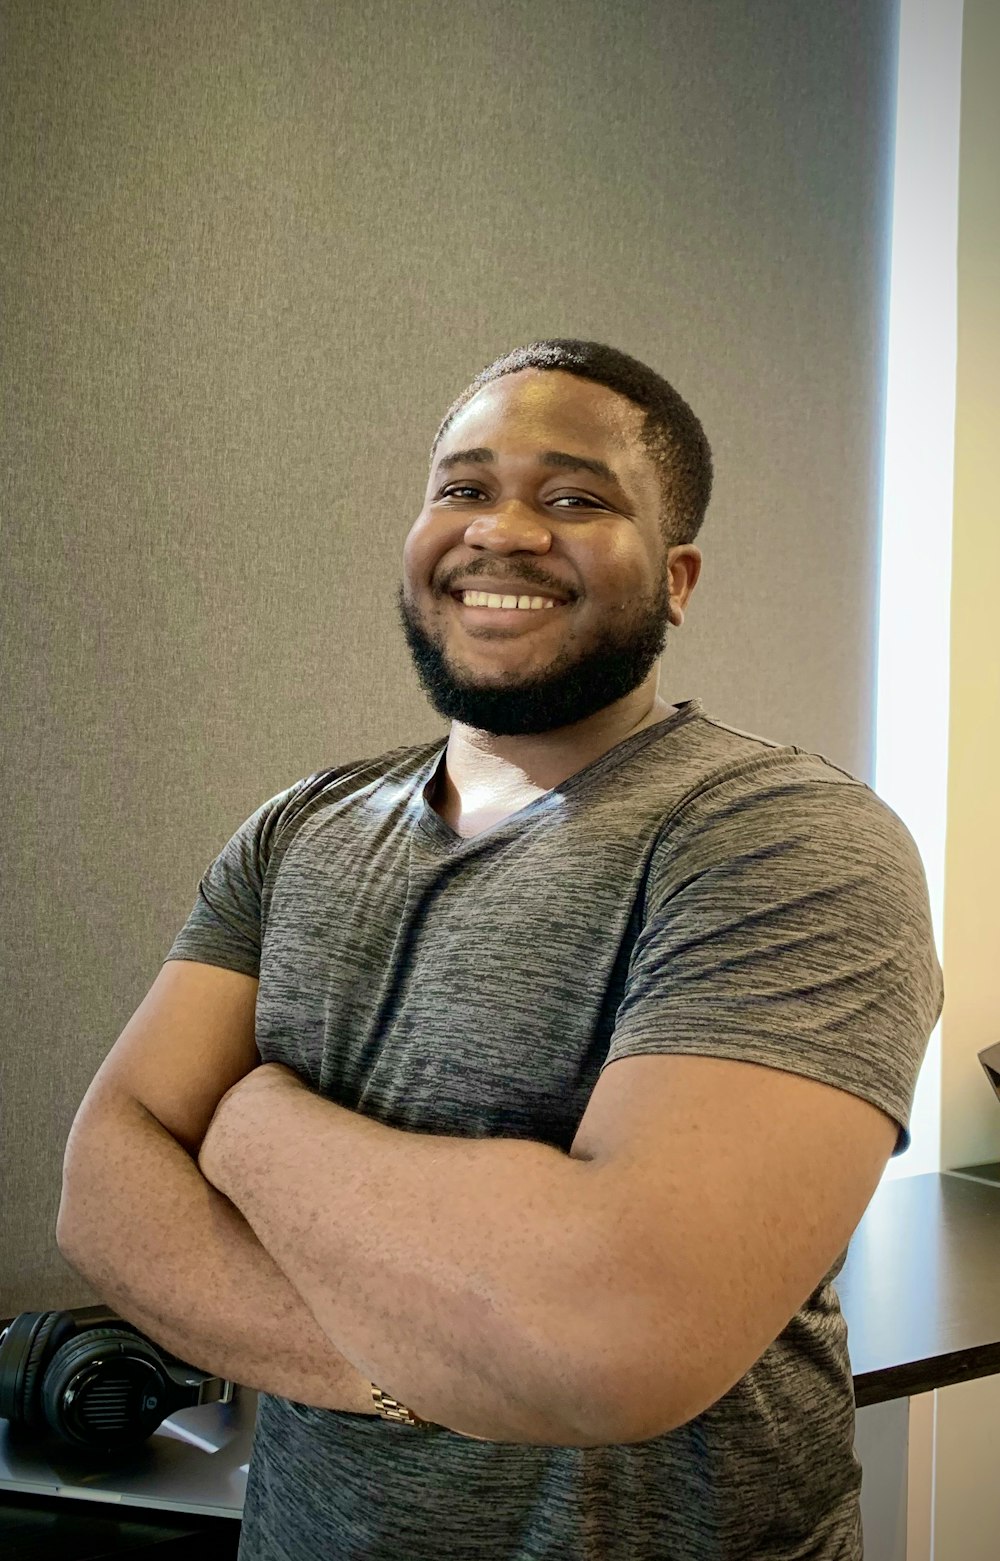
[90,340,942,1560]
[394,354,705,823]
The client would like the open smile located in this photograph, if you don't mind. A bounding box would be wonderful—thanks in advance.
[448,590,570,628]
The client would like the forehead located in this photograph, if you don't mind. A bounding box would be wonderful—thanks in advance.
[433,368,658,508]
[440,369,649,469]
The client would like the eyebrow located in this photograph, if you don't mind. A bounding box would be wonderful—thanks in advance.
[434,446,625,491]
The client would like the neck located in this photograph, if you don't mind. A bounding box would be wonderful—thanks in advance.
[436,687,676,814]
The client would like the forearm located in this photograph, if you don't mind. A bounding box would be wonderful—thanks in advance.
[56,1093,377,1415]
[203,1073,614,1446]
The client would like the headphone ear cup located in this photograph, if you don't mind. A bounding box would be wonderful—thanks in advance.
[0,1311,79,1432]
[40,1325,176,1452]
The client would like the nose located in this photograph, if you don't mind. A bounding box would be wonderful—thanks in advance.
[462,502,553,553]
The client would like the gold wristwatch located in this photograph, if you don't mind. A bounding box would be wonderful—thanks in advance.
[370,1383,438,1429]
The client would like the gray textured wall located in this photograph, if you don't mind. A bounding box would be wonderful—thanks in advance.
[1,0,897,1322]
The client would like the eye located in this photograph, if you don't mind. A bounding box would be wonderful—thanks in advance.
[438,484,604,508]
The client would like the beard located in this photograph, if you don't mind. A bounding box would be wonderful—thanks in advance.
[394,567,673,737]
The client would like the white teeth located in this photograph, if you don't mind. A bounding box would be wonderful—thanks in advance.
[459,591,557,610]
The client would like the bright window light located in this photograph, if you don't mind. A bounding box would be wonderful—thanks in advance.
[876,0,963,1182]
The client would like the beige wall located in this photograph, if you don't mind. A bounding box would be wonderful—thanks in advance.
[925,0,1000,1553]
[941,0,1000,1175]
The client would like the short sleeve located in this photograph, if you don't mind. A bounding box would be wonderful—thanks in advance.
[164,775,317,979]
[604,769,945,1158]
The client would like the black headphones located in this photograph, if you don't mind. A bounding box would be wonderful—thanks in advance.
[0,1307,234,1456]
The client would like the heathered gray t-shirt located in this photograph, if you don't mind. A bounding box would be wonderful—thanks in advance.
[165,697,944,1561]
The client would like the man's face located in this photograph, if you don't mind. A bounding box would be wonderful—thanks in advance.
[397,368,680,736]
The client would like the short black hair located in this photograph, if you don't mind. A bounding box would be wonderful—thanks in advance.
[430,338,713,549]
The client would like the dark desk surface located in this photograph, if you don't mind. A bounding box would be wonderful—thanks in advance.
[3,1166,1000,1551]
[835,1168,1000,1406]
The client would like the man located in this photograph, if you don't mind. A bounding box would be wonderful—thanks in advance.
[169,339,943,1557]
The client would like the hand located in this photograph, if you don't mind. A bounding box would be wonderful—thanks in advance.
[197,1061,305,1189]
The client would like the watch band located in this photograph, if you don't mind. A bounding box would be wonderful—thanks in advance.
[370,1384,438,1429]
